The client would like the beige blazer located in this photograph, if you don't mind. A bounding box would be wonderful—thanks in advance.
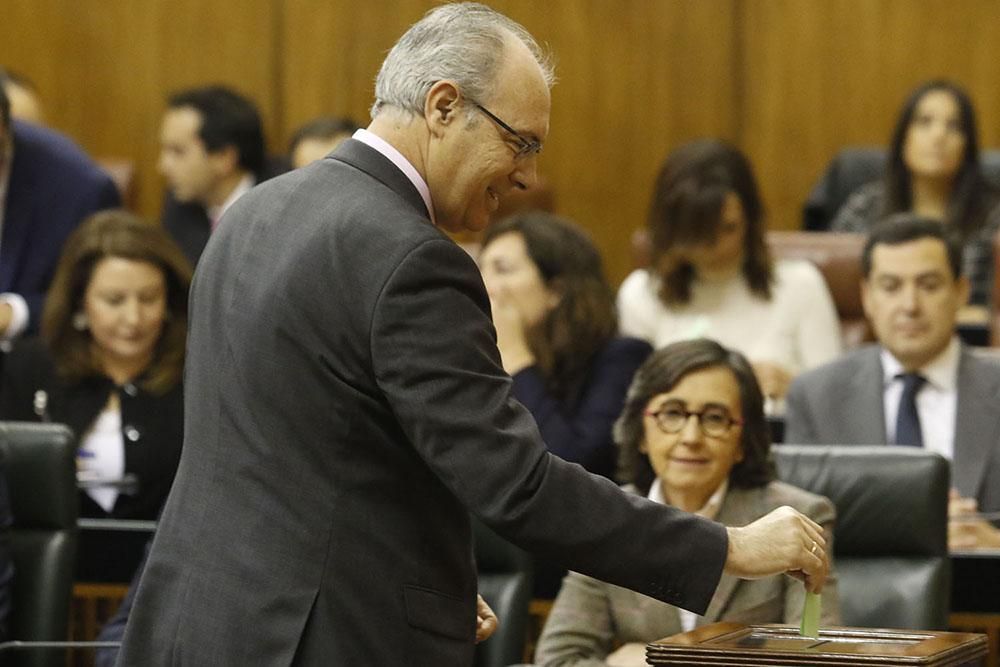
[535,481,840,667]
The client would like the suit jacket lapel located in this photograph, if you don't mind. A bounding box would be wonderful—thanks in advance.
[846,347,887,444]
[953,349,1000,498]
[700,487,765,622]
[329,139,430,221]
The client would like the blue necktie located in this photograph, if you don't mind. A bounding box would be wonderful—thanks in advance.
[894,373,926,447]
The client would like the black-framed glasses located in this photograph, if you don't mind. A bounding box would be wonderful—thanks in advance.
[472,102,542,160]
[644,402,743,438]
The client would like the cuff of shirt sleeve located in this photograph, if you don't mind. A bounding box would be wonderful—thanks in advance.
[0,293,29,342]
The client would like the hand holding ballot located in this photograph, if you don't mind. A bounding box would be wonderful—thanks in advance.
[724,505,830,594]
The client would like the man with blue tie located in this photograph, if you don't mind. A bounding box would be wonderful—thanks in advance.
[786,215,1000,549]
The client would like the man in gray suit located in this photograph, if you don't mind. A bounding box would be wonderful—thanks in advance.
[118,4,828,665]
[786,215,1000,550]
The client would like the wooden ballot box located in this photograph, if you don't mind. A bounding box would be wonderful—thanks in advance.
[647,623,988,666]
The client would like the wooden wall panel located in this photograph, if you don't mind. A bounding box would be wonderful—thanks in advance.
[5,1,1000,284]
[0,0,280,221]
[740,0,1000,231]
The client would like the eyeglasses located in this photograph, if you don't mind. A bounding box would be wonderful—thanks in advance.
[472,102,542,161]
[644,402,743,438]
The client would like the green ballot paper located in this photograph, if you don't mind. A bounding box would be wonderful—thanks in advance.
[800,591,821,637]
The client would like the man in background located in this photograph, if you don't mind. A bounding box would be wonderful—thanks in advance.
[786,215,1000,549]
[0,74,120,340]
[288,115,359,169]
[158,85,267,265]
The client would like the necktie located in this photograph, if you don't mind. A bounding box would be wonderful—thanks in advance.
[894,373,926,447]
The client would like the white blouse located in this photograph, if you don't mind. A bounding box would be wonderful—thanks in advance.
[617,259,843,375]
[77,406,126,513]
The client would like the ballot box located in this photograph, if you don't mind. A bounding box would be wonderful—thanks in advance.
[646,622,988,666]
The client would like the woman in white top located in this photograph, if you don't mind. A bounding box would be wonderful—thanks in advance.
[618,139,842,403]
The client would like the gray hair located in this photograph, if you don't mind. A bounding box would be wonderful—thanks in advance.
[371,2,555,119]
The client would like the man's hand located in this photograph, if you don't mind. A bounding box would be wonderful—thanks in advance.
[724,505,829,593]
[475,594,498,644]
[949,489,1000,550]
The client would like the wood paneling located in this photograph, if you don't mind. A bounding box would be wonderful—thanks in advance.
[5,1,1000,283]
[1,0,279,221]
[741,0,1000,231]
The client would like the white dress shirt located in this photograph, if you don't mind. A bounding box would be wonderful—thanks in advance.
[352,129,435,224]
[881,337,960,461]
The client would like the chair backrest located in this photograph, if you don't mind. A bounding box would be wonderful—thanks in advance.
[767,231,870,347]
[802,146,1000,231]
[472,517,533,667]
[772,444,950,630]
[2,422,78,667]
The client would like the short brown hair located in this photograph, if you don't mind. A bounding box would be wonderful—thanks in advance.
[481,212,617,403]
[647,139,772,305]
[41,210,193,394]
[614,339,775,494]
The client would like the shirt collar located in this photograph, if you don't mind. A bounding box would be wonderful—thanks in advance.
[880,335,960,392]
[207,173,255,227]
[648,476,729,521]
[352,129,435,224]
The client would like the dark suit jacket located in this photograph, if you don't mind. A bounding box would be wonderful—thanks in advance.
[118,140,728,666]
[1,121,120,332]
[785,344,1000,514]
[0,338,183,580]
[161,158,290,266]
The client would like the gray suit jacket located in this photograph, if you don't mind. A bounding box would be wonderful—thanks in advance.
[785,344,1000,513]
[534,481,840,667]
[117,140,728,666]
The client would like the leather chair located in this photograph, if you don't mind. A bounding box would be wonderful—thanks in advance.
[1,422,79,667]
[767,231,870,347]
[773,444,950,630]
[473,517,533,667]
[802,146,1000,231]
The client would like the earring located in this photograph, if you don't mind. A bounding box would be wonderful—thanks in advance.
[72,312,89,331]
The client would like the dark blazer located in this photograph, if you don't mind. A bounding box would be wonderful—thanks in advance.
[161,158,289,266]
[511,336,651,479]
[1,121,120,332]
[0,339,183,580]
[160,194,212,268]
[118,140,728,666]
[785,344,1000,514]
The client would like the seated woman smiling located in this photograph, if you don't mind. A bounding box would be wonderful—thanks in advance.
[534,339,840,667]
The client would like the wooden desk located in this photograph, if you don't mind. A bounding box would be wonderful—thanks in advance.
[949,550,1000,667]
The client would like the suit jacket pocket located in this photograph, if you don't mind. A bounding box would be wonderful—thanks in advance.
[402,584,474,640]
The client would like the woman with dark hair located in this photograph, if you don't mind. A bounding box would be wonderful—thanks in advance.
[0,210,192,581]
[831,79,1000,306]
[480,212,651,480]
[618,140,841,404]
[535,339,840,667]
